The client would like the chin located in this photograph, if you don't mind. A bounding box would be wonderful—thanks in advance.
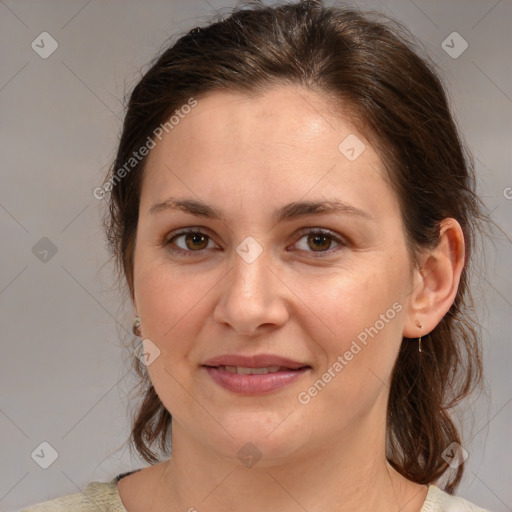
[207,415,307,466]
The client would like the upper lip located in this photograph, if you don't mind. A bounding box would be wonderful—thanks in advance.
[202,354,309,370]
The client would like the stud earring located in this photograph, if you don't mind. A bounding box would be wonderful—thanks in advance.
[133,315,141,337]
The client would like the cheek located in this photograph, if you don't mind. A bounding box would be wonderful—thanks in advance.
[133,262,209,413]
[294,271,405,420]
[134,261,202,347]
[300,264,406,399]
[305,265,403,343]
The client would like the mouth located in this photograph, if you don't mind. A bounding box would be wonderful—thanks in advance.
[202,353,309,370]
[201,354,311,394]
[206,364,308,375]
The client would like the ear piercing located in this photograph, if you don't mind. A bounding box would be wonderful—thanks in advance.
[133,315,141,337]
[415,319,422,353]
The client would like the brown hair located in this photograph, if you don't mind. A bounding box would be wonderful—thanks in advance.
[104,0,487,493]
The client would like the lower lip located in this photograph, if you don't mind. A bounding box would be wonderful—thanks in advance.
[203,366,309,394]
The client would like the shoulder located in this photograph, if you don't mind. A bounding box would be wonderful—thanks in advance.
[422,485,491,512]
[19,478,126,512]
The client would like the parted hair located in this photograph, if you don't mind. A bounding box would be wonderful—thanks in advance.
[103,0,486,493]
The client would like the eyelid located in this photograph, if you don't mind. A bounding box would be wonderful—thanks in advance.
[163,227,218,256]
[163,226,347,257]
[291,227,347,256]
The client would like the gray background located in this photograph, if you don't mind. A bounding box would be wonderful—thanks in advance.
[0,0,511,511]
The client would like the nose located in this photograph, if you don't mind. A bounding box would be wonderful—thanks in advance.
[213,245,290,336]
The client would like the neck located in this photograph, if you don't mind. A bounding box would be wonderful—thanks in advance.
[149,416,427,512]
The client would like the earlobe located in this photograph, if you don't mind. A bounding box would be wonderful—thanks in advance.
[403,218,465,338]
[131,285,141,335]
[133,315,142,337]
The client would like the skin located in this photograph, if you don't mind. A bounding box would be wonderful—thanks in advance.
[118,85,465,512]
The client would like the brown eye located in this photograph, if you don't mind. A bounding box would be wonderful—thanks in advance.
[293,229,346,257]
[165,229,214,256]
[164,227,345,258]
[307,233,332,252]
[183,232,209,250]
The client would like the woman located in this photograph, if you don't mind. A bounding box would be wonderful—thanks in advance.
[23,0,491,510]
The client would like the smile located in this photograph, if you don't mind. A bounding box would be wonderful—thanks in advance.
[217,365,287,374]
[202,364,310,394]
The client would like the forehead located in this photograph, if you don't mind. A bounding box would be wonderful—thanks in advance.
[147,86,357,165]
[140,86,398,224]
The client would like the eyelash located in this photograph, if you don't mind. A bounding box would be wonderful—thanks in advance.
[163,227,346,258]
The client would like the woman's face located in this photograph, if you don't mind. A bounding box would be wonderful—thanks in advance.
[132,85,416,463]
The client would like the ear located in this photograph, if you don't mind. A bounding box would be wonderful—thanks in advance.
[403,218,465,338]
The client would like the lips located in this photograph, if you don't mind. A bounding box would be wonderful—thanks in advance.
[201,354,311,394]
[202,354,308,370]
[215,365,283,375]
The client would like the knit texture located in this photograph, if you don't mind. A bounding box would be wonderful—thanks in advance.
[21,473,490,511]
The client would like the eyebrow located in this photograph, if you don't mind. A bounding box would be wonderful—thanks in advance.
[149,197,374,223]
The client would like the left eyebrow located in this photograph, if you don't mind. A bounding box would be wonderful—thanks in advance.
[148,197,374,223]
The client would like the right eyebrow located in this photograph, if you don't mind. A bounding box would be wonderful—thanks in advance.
[149,197,374,223]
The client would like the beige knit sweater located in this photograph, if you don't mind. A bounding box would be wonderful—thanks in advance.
[20,472,490,512]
